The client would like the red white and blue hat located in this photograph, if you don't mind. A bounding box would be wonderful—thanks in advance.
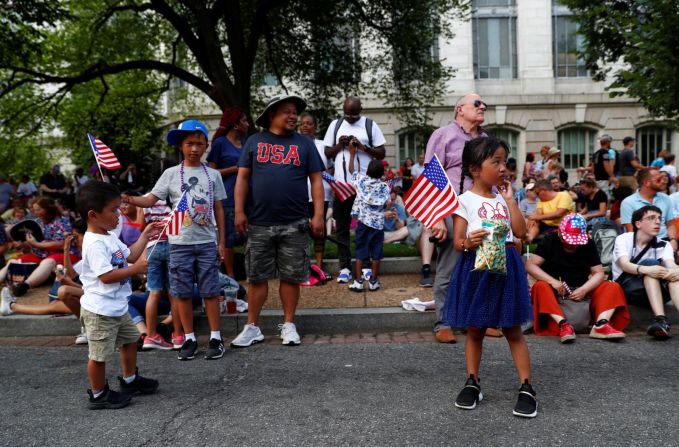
[559,213,589,245]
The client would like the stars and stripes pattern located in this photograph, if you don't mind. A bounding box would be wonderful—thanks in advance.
[322,171,356,202]
[403,155,459,229]
[166,192,189,236]
[87,133,122,170]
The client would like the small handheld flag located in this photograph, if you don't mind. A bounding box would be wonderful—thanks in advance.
[404,155,459,229]
[322,171,356,202]
[166,192,189,236]
[87,133,122,171]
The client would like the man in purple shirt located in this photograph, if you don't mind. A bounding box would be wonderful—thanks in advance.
[424,93,487,343]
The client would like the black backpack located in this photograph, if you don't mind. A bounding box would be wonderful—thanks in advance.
[591,220,623,275]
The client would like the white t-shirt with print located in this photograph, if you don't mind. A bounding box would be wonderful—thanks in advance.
[612,232,674,281]
[322,116,386,183]
[79,231,132,317]
[453,191,514,242]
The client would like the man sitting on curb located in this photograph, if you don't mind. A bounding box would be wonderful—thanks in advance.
[613,205,679,340]
[525,213,629,343]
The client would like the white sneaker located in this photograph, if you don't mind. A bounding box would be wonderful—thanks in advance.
[75,329,88,345]
[368,279,381,291]
[348,279,364,292]
[361,268,372,281]
[337,268,352,283]
[1,287,15,316]
[279,322,301,346]
[230,324,264,348]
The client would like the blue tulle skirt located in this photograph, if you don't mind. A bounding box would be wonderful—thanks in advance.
[442,245,533,329]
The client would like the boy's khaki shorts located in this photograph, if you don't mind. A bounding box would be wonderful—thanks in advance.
[80,308,140,362]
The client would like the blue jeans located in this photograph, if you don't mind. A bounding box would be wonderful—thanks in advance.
[146,241,170,292]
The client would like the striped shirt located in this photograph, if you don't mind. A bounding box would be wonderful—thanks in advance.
[143,200,172,247]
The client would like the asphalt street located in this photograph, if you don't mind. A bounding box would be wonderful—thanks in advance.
[1,336,678,446]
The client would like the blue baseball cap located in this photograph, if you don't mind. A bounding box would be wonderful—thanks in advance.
[166,119,209,146]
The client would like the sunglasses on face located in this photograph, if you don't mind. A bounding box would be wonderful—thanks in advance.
[473,99,487,109]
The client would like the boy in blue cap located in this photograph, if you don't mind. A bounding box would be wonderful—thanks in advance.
[123,119,228,361]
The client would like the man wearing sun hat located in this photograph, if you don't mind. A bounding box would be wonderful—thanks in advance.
[232,94,326,348]
[525,213,630,344]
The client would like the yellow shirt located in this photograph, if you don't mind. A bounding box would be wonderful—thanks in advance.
[536,191,573,227]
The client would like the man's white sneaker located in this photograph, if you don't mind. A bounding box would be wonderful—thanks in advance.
[361,268,372,281]
[337,268,352,283]
[230,324,264,348]
[279,322,301,346]
[348,279,364,292]
[75,330,88,345]
[1,287,15,316]
[368,278,381,291]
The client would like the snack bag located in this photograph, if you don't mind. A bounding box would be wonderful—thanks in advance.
[473,219,509,274]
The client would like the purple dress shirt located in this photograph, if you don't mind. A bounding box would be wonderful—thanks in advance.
[424,121,486,194]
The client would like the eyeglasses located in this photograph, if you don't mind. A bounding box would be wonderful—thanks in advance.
[641,215,662,222]
[473,99,487,109]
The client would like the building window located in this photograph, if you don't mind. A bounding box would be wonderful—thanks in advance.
[636,126,674,166]
[552,2,588,78]
[486,127,518,159]
[472,0,518,80]
[557,127,596,170]
[397,128,434,166]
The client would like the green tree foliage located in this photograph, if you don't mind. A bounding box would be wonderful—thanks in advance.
[562,0,679,121]
[1,0,469,145]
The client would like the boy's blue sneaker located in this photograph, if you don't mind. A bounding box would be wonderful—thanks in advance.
[337,268,352,283]
[178,338,198,361]
[118,369,159,395]
[361,268,372,281]
[88,382,131,410]
[368,278,380,291]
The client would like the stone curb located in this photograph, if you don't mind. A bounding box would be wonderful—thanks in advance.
[0,305,677,338]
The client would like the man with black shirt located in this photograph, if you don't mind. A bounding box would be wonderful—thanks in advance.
[618,136,643,189]
[39,165,68,201]
[233,95,325,347]
[525,213,629,344]
[587,134,618,194]
[323,96,386,284]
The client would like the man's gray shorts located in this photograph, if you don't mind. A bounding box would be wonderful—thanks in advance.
[246,219,310,283]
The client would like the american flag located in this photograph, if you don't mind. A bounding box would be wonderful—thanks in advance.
[87,133,122,170]
[322,171,356,202]
[111,249,126,266]
[404,155,459,229]
[166,192,189,236]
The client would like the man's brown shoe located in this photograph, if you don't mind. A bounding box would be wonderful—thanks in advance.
[435,327,457,343]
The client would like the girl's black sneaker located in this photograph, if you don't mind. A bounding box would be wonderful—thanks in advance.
[87,383,131,410]
[513,380,538,418]
[455,375,482,410]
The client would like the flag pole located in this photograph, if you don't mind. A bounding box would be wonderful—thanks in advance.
[146,189,188,260]
[87,133,107,182]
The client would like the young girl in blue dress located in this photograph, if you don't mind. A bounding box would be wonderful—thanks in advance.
[442,136,537,418]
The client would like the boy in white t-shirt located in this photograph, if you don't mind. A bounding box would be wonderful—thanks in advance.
[76,181,163,409]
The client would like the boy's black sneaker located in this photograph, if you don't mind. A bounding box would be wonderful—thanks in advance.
[11,282,29,297]
[205,338,225,360]
[647,316,671,340]
[118,369,159,395]
[419,265,433,288]
[178,338,198,361]
[513,380,538,418]
[455,376,482,410]
[87,383,131,410]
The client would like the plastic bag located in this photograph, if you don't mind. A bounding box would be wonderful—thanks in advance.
[473,219,509,274]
